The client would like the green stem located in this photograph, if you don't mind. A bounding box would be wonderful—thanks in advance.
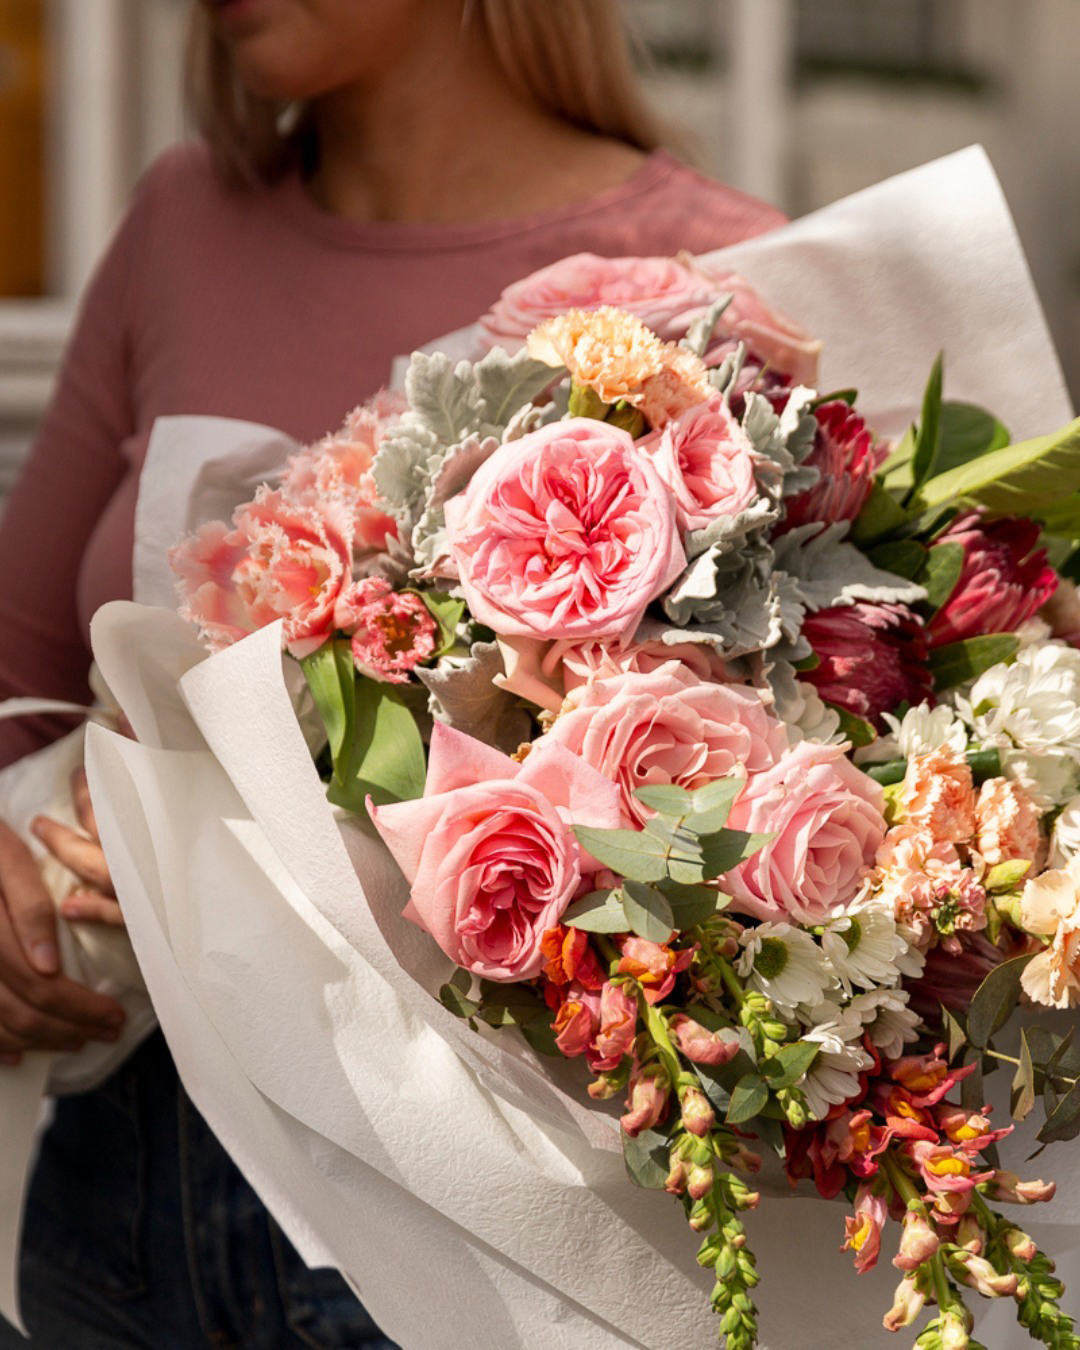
[639,995,683,1088]
[984,1047,1079,1090]
[594,934,620,970]
[881,1150,956,1315]
[715,954,748,1009]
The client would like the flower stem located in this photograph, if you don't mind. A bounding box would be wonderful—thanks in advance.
[639,995,683,1087]
[715,954,747,1009]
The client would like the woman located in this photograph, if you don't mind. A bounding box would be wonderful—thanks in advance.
[0,0,784,1343]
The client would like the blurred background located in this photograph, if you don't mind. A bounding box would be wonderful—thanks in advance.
[0,0,1077,505]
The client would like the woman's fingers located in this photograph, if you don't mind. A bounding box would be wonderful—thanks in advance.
[70,766,99,840]
[0,819,60,974]
[30,815,115,896]
[60,890,125,927]
[0,981,99,1053]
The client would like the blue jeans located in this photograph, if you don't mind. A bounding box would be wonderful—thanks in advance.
[0,1031,398,1349]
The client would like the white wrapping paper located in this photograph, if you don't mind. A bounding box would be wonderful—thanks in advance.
[34,145,1080,1348]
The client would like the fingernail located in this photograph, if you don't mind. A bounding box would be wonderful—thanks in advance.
[61,903,81,920]
[29,817,45,838]
[30,942,59,974]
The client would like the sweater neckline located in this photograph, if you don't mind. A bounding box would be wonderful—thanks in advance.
[271,148,682,252]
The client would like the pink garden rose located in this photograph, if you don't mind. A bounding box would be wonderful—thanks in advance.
[369,724,622,981]
[444,418,685,642]
[171,488,352,658]
[477,252,717,349]
[543,663,788,826]
[928,511,1057,648]
[495,633,734,714]
[722,739,887,924]
[638,394,759,532]
[686,265,823,385]
[776,401,884,537]
[335,578,438,683]
[283,403,399,554]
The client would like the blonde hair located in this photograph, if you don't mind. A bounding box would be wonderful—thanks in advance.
[185,0,665,188]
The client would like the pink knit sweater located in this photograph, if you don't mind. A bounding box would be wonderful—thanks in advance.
[0,143,784,765]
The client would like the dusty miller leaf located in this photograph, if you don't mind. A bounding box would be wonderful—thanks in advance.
[772,522,927,613]
[404,351,483,447]
[416,641,532,755]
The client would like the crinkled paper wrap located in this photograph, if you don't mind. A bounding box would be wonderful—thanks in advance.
[71,147,1079,1349]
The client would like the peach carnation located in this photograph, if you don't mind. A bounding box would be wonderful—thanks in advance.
[1019,854,1080,1008]
[636,343,713,430]
[975,777,1042,866]
[902,746,976,844]
[526,306,664,406]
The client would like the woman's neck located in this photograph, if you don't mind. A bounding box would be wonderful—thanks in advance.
[305,21,646,226]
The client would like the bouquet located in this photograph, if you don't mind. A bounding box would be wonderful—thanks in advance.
[73,149,1079,1350]
[158,218,1080,1349]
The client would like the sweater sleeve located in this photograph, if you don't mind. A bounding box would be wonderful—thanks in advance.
[0,200,144,767]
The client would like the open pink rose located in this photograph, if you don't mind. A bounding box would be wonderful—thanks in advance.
[544,663,787,826]
[370,724,622,981]
[495,634,734,714]
[477,252,717,349]
[445,418,685,642]
[686,265,823,385]
[171,488,353,658]
[722,740,886,924]
[638,394,760,531]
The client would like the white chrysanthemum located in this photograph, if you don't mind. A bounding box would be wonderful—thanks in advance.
[820,898,909,994]
[1051,794,1080,868]
[956,641,1080,758]
[884,702,968,760]
[1001,747,1080,814]
[797,1001,874,1119]
[736,922,833,1017]
[847,987,921,1061]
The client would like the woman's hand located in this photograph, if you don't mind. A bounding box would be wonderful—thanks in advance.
[32,767,124,927]
[0,772,127,1065]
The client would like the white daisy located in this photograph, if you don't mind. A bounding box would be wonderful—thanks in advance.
[847,987,921,1061]
[820,898,909,994]
[1051,793,1080,869]
[796,1001,874,1120]
[735,922,833,1017]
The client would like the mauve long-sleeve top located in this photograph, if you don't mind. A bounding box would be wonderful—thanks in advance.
[0,142,784,766]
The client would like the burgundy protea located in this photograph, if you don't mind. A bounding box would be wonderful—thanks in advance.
[928,510,1057,648]
[775,401,884,536]
[801,601,935,729]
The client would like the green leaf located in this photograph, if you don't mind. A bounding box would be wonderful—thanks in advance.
[913,414,1080,524]
[761,1041,819,1091]
[961,1056,985,1113]
[301,640,356,784]
[418,591,466,654]
[439,975,479,1019]
[623,1126,671,1190]
[920,542,965,616]
[866,758,908,787]
[572,825,669,883]
[562,888,628,934]
[850,479,910,546]
[967,953,1035,1048]
[879,425,917,492]
[1045,1026,1080,1083]
[1012,1029,1038,1121]
[326,677,427,813]
[939,1005,968,1062]
[1037,1078,1080,1146]
[633,777,744,836]
[694,829,771,881]
[621,880,676,942]
[632,784,694,817]
[909,353,945,495]
[726,1072,769,1125]
[867,540,927,580]
[663,883,725,929]
[477,981,561,1056]
[966,747,1002,785]
[827,704,876,749]
[934,401,1010,477]
[929,635,1019,692]
[519,1019,562,1057]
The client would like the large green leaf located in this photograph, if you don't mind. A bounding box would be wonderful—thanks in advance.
[726,1072,769,1125]
[621,880,676,942]
[850,479,909,546]
[967,953,1034,1048]
[623,1127,671,1190]
[920,541,965,615]
[908,353,944,495]
[932,401,1010,478]
[929,634,1018,691]
[301,640,356,786]
[913,415,1080,531]
[562,888,628,934]
[326,677,427,812]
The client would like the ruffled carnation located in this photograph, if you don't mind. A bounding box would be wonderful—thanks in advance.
[635,343,713,430]
[902,746,977,844]
[800,601,934,729]
[1019,854,1080,1008]
[335,578,438,683]
[543,663,787,827]
[928,511,1057,648]
[526,307,664,405]
[444,418,684,642]
[721,739,886,924]
[638,394,760,532]
[974,776,1041,866]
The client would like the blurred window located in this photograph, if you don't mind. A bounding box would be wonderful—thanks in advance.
[795,0,974,84]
